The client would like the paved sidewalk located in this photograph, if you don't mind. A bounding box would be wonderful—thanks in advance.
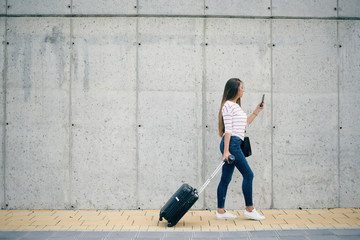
[1,229,360,240]
[0,208,359,231]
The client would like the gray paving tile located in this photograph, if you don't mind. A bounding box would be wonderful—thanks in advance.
[24,231,55,238]
[51,231,83,236]
[163,237,190,240]
[76,238,105,240]
[331,229,360,236]
[107,231,138,238]
[191,238,218,240]
[50,231,83,238]
[278,236,307,240]
[0,231,30,238]
[193,231,220,238]
[137,232,165,238]
[20,238,50,240]
[221,231,249,238]
[306,236,340,240]
[52,237,79,239]
[249,230,278,238]
[77,237,105,240]
[250,237,278,240]
[1,231,54,240]
[220,237,248,240]
[306,229,335,235]
[277,230,307,236]
[48,238,78,240]
[106,238,131,240]
[136,238,162,240]
[166,232,192,238]
[337,236,360,240]
[164,232,192,240]
[80,231,111,238]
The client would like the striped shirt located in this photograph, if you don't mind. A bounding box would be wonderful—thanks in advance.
[222,100,248,140]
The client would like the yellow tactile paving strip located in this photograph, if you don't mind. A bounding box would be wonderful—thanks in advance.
[0,208,359,231]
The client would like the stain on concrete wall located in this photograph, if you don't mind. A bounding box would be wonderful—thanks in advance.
[5,18,71,209]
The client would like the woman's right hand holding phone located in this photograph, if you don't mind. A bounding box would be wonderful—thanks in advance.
[254,102,264,114]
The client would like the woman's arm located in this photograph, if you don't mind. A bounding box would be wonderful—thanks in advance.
[248,103,264,125]
[222,132,232,163]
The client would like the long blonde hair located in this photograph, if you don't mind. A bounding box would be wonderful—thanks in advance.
[218,78,242,137]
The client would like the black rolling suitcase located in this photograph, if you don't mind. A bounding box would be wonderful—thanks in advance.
[159,155,235,227]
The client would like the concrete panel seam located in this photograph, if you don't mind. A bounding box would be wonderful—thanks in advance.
[1,14,8,209]
[136,0,139,15]
[135,17,140,209]
[270,19,274,209]
[203,0,206,15]
[201,18,207,209]
[68,18,74,209]
[336,20,341,208]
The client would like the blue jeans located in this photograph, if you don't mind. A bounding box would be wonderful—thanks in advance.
[217,136,254,208]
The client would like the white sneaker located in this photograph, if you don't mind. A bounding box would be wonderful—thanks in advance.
[244,208,265,221]
[216,210,237,220]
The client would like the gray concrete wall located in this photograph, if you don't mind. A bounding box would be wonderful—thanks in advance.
[272,19,339,208]
[338,20,360,207]
[0,1,359,210]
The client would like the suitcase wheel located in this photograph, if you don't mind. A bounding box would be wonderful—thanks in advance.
[168,223,175,227]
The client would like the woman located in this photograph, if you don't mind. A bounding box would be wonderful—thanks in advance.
[216,78,265,221]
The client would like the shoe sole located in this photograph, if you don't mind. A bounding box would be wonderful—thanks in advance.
[244,215,265,221]
[216,216,237,220]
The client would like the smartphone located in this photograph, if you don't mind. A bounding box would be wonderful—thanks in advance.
[260,94,265,107]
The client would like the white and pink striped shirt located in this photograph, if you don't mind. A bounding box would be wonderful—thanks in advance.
[222,100,248,140]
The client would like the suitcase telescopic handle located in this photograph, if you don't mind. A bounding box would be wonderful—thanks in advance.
[227,155,235,164]
[197,155,235,195]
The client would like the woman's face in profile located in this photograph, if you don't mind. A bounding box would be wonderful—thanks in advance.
[238,83,244,98]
